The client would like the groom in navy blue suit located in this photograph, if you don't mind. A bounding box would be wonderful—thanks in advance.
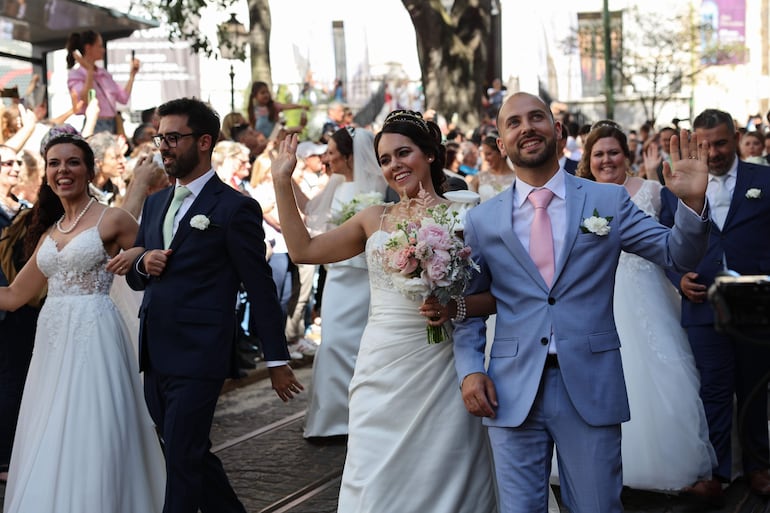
[127,98,302,513]
[661,108,770,504]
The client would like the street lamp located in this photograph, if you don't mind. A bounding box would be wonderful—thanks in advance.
[218,13,248,113]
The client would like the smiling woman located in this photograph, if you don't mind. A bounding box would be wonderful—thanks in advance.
[270,111,497,513]
[0,133,166,513]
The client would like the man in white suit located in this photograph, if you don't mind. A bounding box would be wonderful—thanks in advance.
[452,93,710,513]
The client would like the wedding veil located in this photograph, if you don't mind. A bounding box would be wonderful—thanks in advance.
[305,128,387,234]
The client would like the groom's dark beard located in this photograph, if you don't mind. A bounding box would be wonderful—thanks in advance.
[510,136,557,169]
[163,148,200,180]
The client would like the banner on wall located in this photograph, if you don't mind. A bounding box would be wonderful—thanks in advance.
[701,0,746,65]
[107,26,200,114]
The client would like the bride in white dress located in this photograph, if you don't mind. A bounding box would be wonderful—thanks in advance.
[302,128,386,438]
[272,111,497,512]
[0,134,164,512]
[572,124,716,490]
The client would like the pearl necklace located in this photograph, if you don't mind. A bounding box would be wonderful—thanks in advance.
[56,198,96,234]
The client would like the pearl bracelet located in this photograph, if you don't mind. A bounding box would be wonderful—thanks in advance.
[451,295,467,322]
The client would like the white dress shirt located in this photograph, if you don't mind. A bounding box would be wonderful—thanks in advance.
[706,157,737,231]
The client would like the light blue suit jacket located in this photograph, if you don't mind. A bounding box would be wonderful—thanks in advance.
[453,171,709,428]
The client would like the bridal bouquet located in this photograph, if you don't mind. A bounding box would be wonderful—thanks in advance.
[331,191,385,225]
[381,188,479,343]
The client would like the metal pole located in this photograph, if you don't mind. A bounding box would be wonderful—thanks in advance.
[230,63,235,113]
[602,0,615,120]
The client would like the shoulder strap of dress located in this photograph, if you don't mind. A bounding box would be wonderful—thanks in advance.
[95,204,110,228]
[378,204,390,233]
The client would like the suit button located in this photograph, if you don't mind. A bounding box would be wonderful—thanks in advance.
[548,297,556,305]
[540,337,548,345]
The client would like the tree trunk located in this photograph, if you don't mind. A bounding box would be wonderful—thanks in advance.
[402,0,491,132]
[248,0,272,87]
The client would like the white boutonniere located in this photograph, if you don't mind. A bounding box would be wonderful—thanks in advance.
[580,209,613,236]
[746,188,762,199]
[190,214,212,230]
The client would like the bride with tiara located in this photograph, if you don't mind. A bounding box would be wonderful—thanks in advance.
[272,111,498,512]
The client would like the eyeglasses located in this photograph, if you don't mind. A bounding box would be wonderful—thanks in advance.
[152,132,198,148]
[0,159,22,168]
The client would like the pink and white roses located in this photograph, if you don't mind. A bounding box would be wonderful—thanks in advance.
[380,189,479,343]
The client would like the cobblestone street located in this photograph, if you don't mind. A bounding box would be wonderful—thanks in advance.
[2,364,769,512]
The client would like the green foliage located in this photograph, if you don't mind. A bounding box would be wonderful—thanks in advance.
[133,0,243,59]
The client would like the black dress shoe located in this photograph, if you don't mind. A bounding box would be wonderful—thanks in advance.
[681,478,725,508]
[749,469,770,496]
[238,339,261,354]
[237,352,257,370]
[305,434,348,446]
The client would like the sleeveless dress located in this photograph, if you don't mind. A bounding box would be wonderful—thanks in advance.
[3,224,165,513]
[614,179,716,490]
[304,183,372,438]
[336,230,497,513]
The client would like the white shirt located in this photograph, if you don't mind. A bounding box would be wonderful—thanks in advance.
[706,157,737,229]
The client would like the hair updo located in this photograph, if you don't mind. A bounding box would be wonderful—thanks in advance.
[374,110,447,195]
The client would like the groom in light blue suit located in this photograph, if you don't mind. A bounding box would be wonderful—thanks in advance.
[452,93,711,513]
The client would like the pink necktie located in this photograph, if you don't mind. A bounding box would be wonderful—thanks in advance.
[528,188,555,287]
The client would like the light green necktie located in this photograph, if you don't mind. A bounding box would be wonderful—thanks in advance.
[162,186,191,248]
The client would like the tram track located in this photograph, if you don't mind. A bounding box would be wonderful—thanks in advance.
[212,404,344,513]
[256,470,343,513]
[212,410,307,454]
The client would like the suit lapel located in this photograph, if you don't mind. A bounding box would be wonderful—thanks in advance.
[496,184,550,290]
[723,163,754,230]
[154,186,175,247]
[553,174,586,287]
[169,176,223,251]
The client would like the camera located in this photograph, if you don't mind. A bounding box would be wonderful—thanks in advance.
[708,272,770,334]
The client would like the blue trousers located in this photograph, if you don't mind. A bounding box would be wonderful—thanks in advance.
[488,366,622,513]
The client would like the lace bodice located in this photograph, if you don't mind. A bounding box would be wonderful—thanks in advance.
[366,230,393,292]
[477,171,515,203]
[629,179,662,220]
[620,179,664,269]
[37,226,113,297]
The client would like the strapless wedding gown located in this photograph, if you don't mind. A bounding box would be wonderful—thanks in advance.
[614,180,716,490]
[3,226,165,513]
[337,231,497,512]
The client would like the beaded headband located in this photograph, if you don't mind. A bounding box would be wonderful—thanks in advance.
[41,128,87,155]
[383,109,429,133]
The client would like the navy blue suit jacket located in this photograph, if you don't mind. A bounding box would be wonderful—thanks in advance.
[127,176,289,379]
[563,158,579,175]
[660,160,770,326]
